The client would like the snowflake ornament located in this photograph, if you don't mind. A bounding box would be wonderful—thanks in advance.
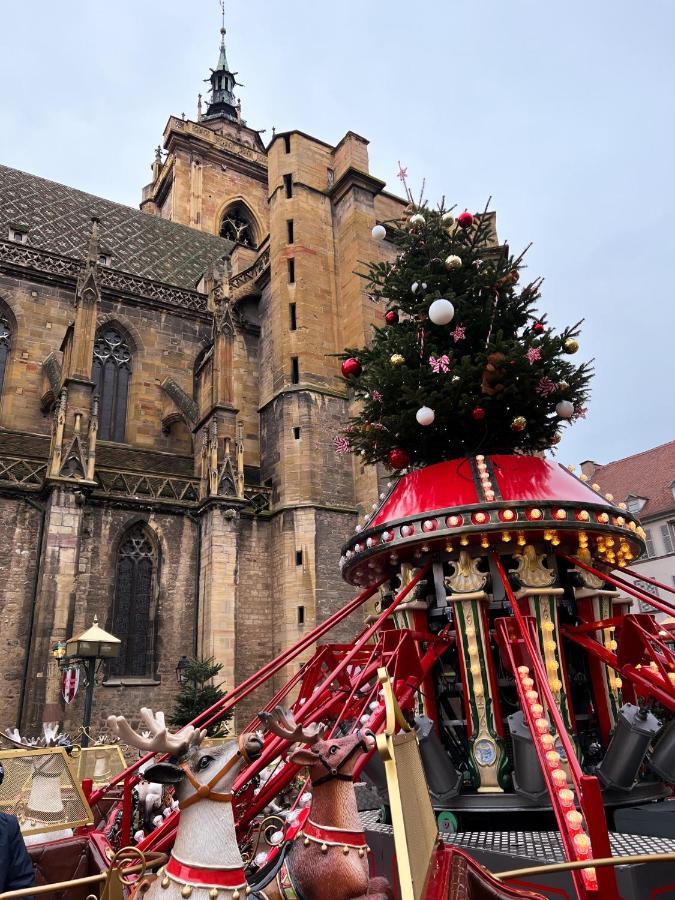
[333,435,350,455]
[451,325,466,343]
[535,376,557,397]
[526,347,542,365]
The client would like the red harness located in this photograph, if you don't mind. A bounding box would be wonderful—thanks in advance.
[302,818,368,850]
[165,858,247,889]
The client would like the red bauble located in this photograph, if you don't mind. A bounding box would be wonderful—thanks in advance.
[532,321,545,334]
[471,406,486,421]
[385,310,399,325]
[341,357,362,378]
[458,211,474,229]
[387,447,410,469]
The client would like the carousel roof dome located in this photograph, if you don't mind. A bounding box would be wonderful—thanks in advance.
[340,455,646,586]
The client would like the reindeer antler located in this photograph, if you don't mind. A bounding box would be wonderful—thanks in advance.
[107,708,202,757]
[259,706,325,745]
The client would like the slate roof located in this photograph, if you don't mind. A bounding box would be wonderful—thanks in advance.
[0,164,232,289]
[589,440,675,520]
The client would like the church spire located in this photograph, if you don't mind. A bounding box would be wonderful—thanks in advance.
[203,5,240,122]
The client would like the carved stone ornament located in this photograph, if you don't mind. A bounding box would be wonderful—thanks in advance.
[445,551,488,594]
[574,547,605,590]
[511,544,556,589]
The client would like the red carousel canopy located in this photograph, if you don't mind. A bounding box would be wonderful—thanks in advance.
[340,455,645,587]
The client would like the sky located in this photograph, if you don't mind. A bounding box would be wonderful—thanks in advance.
[1,0,673,469]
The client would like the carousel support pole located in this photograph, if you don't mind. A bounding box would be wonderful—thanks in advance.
[392,564,437,720]
[510,545,575,735]
[446,551,506,792]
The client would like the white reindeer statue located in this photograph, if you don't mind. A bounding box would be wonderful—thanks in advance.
[108,708,263,900]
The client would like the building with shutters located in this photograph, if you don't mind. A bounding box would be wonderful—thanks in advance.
[0,20,407,733]
[580,441,675,612]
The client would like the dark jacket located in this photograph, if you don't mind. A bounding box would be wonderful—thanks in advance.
[0,814,34,897]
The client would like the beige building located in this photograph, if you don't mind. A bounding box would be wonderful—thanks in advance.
[580,440,675,611]
[0,23,406,733]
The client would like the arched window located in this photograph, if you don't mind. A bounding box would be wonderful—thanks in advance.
[0,315,11,395]
[109,524,156,677]
[219,202,257,248]
[92,326,131,442]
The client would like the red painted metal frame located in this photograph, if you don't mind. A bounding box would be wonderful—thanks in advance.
[492,554,619,900]
[619,566,675,597]
[136,565,440,853]
[561,614,675,711]
[90,577,388,807]
[558,552,675,619]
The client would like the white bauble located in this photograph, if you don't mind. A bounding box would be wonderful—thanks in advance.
[372,224,386,240]
[409,214,425,225]
[428,298,455,325]
[411,281,419,294]
[442,212,455,225]
[422,282,427,289]
[556,400,574,419]
[416,406,435,426]
[445,255,462,269]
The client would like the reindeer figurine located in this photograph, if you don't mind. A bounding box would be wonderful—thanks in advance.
[108,708,263,900]
[256,708,391,900]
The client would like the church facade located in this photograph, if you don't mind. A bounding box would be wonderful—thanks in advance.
[0,25,405,733]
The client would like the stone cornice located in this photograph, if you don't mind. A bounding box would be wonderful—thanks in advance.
[258,384,348,413]
[163,117,268,171]
[329,167,386,204]
[0,240,209,317]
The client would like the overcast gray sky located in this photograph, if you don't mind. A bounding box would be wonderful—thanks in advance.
[1,1,673,469]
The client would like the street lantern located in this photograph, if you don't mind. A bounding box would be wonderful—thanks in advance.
[176,655,190,686]
[66,617,121,660]
[62,616,121,748]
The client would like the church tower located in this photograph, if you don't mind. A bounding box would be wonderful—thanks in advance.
[140,12,408,705]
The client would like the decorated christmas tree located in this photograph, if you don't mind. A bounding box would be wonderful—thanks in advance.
[338,199,592,470]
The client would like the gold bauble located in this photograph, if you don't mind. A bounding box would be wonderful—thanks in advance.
[557,381,570,392]
[511,416,527,432]
[550,432,562,445]
[390,353,405,366]
[564,338,579,354]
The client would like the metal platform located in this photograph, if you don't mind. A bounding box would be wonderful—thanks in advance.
[362,811,675,899]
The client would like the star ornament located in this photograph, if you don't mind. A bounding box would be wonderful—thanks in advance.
[526,347,542,365]
[451,325,466,343]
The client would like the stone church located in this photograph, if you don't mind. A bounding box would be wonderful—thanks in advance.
[0,23,405,733]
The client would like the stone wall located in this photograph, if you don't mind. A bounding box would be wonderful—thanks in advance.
[0,495,42,728]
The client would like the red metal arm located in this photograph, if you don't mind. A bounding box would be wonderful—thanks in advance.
[492,554,619,900]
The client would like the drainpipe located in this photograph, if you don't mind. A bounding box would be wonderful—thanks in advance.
[16,493,47,730]
[187,510,201,658]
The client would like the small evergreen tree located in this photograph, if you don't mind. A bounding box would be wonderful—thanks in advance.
[169,656,231,737]
[338,200,592,469]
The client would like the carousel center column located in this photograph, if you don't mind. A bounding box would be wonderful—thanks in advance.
[446,551,507,792]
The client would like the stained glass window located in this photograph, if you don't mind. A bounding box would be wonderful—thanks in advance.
[0,316,10,396]
[109,524,156,677]
[92,327,131,442]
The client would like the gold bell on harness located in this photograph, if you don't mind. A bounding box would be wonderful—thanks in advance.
[320,843,328,854]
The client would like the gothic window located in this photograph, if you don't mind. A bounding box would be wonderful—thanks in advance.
[108,524,156,677]
[0,316,11,396]
[219,203,257,248]
[92,327,132,442]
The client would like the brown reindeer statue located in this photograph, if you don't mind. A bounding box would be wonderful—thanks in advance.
[255,707,392,900]
[108,708,263,900]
